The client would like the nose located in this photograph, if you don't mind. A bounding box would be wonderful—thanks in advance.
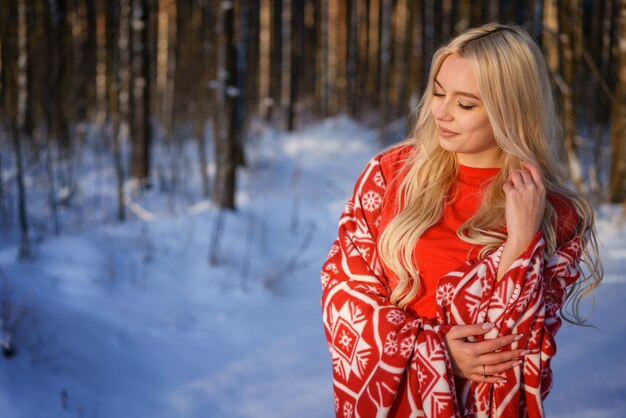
[432,98,453,121]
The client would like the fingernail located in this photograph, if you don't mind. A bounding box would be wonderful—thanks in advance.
[517,360,524,365]
[514,334,524,341]
[520,350,531,356]
[482,322,495,329]
[499,378,508,383]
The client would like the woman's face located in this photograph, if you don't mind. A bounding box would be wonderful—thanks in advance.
[430,53,502,168]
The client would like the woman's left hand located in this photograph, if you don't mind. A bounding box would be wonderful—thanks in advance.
[502,161,546,248]
[498,161,546,280]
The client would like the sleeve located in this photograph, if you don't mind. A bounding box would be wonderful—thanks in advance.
[321,153,461,418]
[436,229,585,418]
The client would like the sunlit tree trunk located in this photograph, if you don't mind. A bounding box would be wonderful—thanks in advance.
[366,0,379,103]
[407,0,424,109]
[560,0,584,191]
[391,0,409,118]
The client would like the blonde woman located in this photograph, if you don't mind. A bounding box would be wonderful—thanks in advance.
[321,23,602,417]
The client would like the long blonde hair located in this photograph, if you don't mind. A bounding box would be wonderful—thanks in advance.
[378,23,602,324]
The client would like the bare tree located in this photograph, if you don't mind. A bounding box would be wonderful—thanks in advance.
[105,0,126,221]
[129,0,154,188]
[609,0,626,203]
[0,0,31,258]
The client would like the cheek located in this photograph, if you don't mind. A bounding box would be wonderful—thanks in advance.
[470,116,494,140]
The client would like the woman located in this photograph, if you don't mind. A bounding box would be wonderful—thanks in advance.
[320,23,602,417]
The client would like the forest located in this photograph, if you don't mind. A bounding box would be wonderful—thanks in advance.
[1,0,625,259]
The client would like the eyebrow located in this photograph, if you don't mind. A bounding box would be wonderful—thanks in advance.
[434,79,481,101]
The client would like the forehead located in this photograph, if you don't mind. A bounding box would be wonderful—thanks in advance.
[434,53,481,97]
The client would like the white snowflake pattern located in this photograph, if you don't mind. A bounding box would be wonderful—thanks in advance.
[325,262,339,274]
[361,190,382,212]
[321,271,331,288]
[545,298,558,316]
[529,325,541,345]
[384,331,398,355]
[386,310,406,326]
[343,401,354,418]
[436,282,455,306]
[373,171,385,188]
[338,329,353,351]
[400,335,415,358]
[335,395,340,413]
[417,365,427,384]
[358,245,370,259]
[399,323,413,334]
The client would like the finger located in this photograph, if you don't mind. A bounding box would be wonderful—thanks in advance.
[484,358,523,375]
[479,349,530,366]
[469,373,507,384]
[471,333,524,355]
[502,182,513,194]
[517,169,535,185]
[508,170,525,186]
[521,161,544,184]
[447,323,496,340]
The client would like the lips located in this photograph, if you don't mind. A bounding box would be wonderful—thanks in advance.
[437,126,458,137]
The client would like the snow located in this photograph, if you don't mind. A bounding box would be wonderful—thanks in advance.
[0,115,624,417]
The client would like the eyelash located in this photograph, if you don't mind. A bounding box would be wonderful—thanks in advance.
[432,92,475,110]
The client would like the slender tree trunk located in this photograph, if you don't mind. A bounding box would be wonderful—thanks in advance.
[259,0,271,119]
[347,0,359,116]
[560,0,584,191]
[391,0,409,118]
[287,0,301,130]
[378,0,391,141]
[281,0,292,129]
[407,0,424,110]
[319,0,330,115]
[609,0,626,202]
[105,0,125,221]
[130,0,153,187]
[0,0,31,258]
[366,0,379,102]
[213,0,246,209]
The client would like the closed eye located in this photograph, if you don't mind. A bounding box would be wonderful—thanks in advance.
[458,102,476,110]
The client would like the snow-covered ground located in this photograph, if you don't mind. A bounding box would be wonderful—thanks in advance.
[0,116,624,417]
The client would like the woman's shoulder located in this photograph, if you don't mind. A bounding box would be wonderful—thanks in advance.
[376,143,415,180]
[547,193,581,245]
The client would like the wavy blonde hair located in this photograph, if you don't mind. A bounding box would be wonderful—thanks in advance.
[378,23,602,324]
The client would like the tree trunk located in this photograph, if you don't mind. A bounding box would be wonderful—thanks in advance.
[130,0,153,187]
[346,0,359,116]
[378,0,391,141]
[214,0,246,209]
[609,0,626,203]
[281,0,293,129]
[560,0,584,192]
[105,0,125,221]
[0,0,31,258]
[407,0,424,109]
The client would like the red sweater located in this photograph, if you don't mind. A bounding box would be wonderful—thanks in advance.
[379,145,577,321]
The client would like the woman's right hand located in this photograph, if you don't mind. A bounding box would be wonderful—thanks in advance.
[443,323,529,384]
